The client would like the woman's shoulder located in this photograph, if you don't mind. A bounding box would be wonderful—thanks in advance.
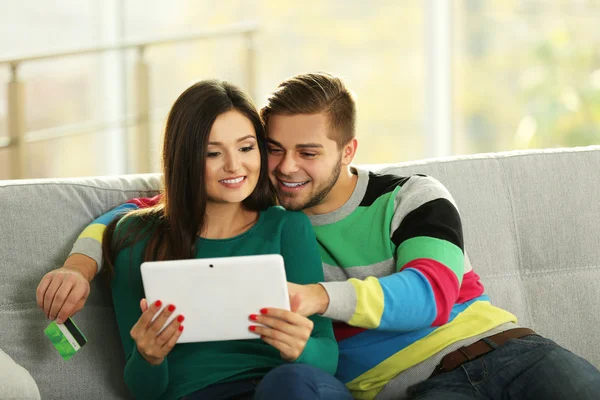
[112,211,158,246]
[261,206,310,226]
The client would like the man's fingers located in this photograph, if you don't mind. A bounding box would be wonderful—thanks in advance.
[43,278,64,319]
[55,283,89,324]
[36,274,53,309]
[48,282,75,320]
[68,297,87,319]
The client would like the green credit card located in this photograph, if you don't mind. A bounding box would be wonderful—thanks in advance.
[44,318,87,360]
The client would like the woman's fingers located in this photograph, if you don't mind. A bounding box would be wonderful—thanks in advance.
[149,304,177,335]
[140,298,148,313]
[156,315,185,347]
[259,334,300,362]
[250,324,301,349]
[250,314,299,337]
[131,300,162,337]
[258,308,311,327]
[163,324,184,351]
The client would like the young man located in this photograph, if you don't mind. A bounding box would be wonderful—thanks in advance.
[38,73,600,399]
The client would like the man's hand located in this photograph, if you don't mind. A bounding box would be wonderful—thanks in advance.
[36,254,97,324]
[286,282,330,318]
[248,295,314,362]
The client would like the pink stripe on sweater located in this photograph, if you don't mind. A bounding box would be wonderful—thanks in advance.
[126,195,162,208]
[401,258,460,326]
[456,270,485,303]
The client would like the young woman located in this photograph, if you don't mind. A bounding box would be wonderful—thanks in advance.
[101,80,352,400]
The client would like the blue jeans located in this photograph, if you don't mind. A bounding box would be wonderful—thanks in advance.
[181,364,353,400]
[407,334,600,399]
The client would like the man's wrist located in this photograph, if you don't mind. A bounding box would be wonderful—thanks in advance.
[63,254,98,282]
[312,283,330,315]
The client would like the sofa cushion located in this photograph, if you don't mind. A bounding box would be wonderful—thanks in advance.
[0,175,161,399]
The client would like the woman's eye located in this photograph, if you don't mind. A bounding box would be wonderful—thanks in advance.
[207,152,220,158]
[240,146,255,153]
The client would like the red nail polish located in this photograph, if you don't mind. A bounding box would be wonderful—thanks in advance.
[249,326,256,331]
[249,314,258,321]
[260,308,268,315]
[168,304,176,312]
[177,315,185,323]
[179,325,184,332]
[154,300,162,307]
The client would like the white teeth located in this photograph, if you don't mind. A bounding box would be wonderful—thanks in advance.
[220,177,244,184]
[281,181,307,188]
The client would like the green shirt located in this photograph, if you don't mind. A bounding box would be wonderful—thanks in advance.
[111,206,337,400]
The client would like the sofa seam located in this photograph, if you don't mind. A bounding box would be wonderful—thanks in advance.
[497,157,536,331]
[375,146,600,173]
[0,181,160,193]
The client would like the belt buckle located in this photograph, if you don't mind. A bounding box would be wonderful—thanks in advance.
[432,362,446,377]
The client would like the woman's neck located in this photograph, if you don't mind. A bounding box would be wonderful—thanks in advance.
[200,202,259,239]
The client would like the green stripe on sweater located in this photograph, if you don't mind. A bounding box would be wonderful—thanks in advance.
[396,236,464,283]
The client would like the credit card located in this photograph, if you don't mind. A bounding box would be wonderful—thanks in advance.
[44,318,87,360]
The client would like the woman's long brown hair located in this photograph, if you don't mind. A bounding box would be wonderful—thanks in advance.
[101,80,275,279]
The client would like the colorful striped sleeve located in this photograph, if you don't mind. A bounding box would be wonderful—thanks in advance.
[322,175,464,332]
[68,195,161,274]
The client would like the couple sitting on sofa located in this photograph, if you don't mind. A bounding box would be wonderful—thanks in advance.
[36,72,600,400]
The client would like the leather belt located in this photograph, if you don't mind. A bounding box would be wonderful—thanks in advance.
[430,328,536,378]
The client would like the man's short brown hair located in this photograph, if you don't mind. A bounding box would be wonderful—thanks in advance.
[261,72,356,148]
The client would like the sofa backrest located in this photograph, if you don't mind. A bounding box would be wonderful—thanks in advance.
[1,146,599,399]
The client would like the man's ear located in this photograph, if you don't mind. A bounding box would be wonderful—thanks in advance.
[341,138,358,166]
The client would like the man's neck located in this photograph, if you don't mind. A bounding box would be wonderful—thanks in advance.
[303,166,358,216]
[201,202,258,239]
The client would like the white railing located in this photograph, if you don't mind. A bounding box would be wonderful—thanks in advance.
[0,22,259,179]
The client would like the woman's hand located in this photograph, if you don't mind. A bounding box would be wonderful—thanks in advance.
[130,299,185,366]
[248,295,314,362]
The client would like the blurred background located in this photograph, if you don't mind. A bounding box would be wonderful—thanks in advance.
[1,0,599,179]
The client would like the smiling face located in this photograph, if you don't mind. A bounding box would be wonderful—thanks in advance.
[205,110,261,205]
[266,112,344,211]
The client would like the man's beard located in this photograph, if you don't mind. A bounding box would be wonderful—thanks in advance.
[275,156,342,212]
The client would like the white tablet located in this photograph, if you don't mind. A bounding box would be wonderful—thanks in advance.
[140,254,290,343]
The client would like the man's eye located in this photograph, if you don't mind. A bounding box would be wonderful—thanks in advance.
[207,152,220,158]
[268,148,283,155]
[240,146,256,153]
[301,153,317,158]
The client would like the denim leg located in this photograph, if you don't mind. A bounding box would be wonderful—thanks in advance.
[408,334,600,400]
[478,335,600,400]
[254,364,354,400]
[407,361,489,400]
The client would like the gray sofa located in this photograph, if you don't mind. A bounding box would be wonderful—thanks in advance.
[1,146,599,399]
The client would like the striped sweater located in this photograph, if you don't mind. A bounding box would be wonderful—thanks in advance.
[70,168,517,399]
[311,168,516,399]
